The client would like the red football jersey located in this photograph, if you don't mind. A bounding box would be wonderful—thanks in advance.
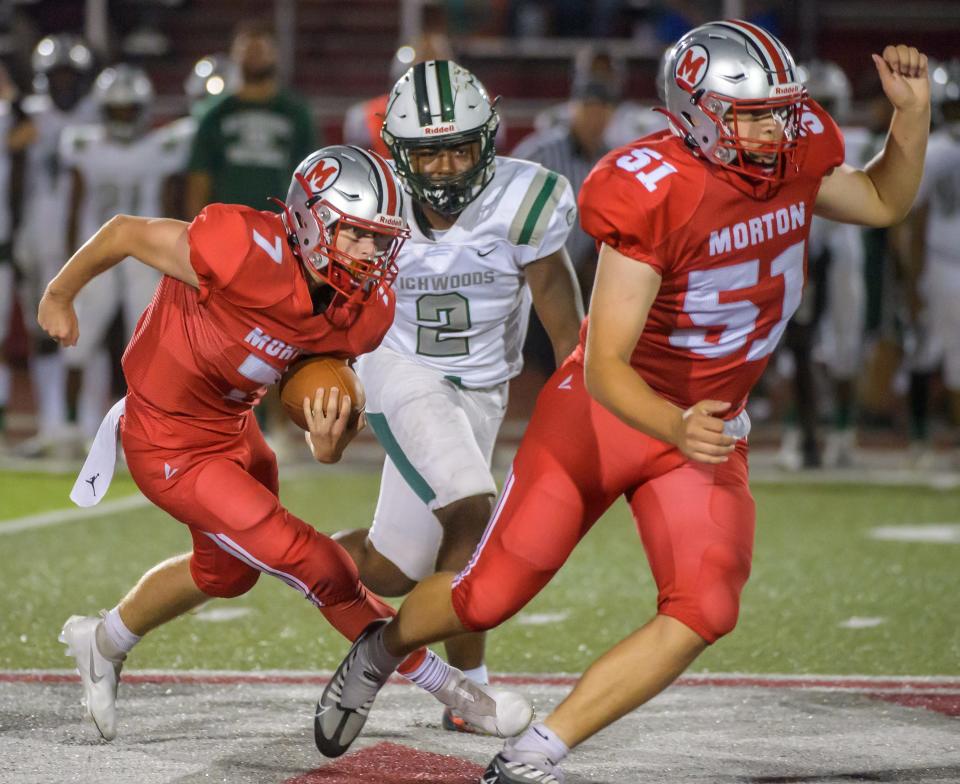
[574,100,844,414]
[122,204,395,443]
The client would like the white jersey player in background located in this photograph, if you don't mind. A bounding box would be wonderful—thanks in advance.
[14,35,96,457]
[776,60,870,469]
[332,59,584,731]
[0,63,36,446]
[907,59,960,465]
[59,64,190,441]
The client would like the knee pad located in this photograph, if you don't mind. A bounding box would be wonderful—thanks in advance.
[662,541,752,644]
[452,581,508,632]
[451,559,536,633]
[190,556,261,598]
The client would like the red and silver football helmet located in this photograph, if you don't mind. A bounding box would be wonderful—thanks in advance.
[277,145,410,299]
[660,20,808,196]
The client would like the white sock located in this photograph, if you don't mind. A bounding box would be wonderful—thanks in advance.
[98,607,141,659]
[504,722,570,768]
[462,663,489,685]
[404,649,453,694]
[31,353,67,434]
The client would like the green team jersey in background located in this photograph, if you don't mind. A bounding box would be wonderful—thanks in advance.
[188,90,315,211]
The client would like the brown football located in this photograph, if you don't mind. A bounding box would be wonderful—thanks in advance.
[278,356,365,431]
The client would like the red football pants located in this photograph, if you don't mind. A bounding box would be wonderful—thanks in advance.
[121,406,396,643]
[452,359,755,644]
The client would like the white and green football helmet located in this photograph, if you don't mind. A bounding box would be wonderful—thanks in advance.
[381,59,499,216]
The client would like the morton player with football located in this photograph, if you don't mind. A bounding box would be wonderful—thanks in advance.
[313,23,932,783]
[38,145,533,744]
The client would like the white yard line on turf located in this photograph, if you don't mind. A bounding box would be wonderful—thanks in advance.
[0,493,150,535]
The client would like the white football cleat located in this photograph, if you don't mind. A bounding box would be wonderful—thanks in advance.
[434,670,533,738]
[314,619,391,757]
[59,614,124,741]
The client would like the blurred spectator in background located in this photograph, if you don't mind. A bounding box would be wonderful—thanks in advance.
[856,84,900,429]
[507,0,625,38]
[511,47,621,377]
[903,59,960,467]
[514,47,621,303]
[776,61,869,470]
[343,33,454,158]
[0,62,34,448]
[157,53,238,222]
[185,19,314,217]
[14,34,96,458]
[183,52,239,120]
[110,0,184,58]
[59,65,189,445]
[185,19,315,444]
[652,1,780,46]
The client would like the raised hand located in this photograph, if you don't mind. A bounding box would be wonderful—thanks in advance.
[873,45,929,113]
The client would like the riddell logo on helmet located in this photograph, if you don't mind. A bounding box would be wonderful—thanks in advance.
[424,124,457,134]
[772,83,803,97]
[675,45,709,91]
[375,213,405,228]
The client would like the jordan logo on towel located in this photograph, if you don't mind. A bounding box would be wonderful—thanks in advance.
[85,473,100,497]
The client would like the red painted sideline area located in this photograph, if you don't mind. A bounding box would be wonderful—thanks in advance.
[4,671,959,717]
[283,742,483,784]
[4,670,960,691]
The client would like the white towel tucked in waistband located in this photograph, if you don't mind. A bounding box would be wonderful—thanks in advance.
[723,409,751,441]
[70,397,127,507]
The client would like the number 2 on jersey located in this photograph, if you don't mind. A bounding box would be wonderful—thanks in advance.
[416,293,472,357]
[669,240,805,361]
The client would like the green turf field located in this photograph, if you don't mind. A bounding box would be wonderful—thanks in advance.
[2,470,958,675]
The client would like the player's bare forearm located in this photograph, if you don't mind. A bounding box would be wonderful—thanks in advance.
[863,102,929,221]
[815,46,930,227]
[526,248,585,365]
[45,215,136,301]
[46,215,196,301]
[585,353,684,444]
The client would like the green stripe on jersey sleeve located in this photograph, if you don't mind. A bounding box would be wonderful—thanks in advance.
[509,167,564,247]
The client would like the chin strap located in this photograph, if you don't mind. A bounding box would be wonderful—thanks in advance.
[652,106,699,152]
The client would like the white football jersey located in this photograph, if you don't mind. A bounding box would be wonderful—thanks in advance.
[20,94,97,245]
[916,126,960,266]
[0,103,13,242]
[60,122,191,245]
[380,155,576,387]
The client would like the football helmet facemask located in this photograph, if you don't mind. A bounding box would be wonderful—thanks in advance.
[278,145,410,300]
[93,65,154,141]
[661,20,808,196]
[382,59,499,216]
[31,34,95,110]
